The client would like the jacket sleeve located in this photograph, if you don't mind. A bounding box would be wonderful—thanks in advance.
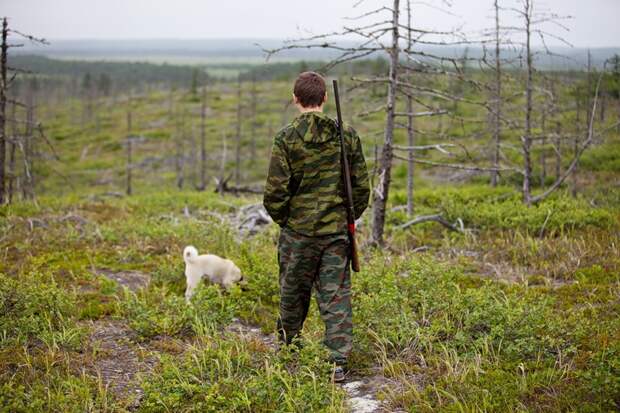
[348,128,370,220]
[263,134,292,226]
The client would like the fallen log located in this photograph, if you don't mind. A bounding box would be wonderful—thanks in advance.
[398,214,464,232]
[213,175,263,195]
[235,204,272,235]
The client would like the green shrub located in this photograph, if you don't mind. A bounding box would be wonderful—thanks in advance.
[121,284,239,339]
[580,143,620,172]
[392,185,615,232]
[140,337,345,412]
[0,272,80,348]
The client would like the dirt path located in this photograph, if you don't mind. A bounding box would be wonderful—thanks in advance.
[225,317,278,350]
[87,269,411,412]
[224,317,416,412]
[83,319,157,408]
[224,318,414,413]
[82,269,155,408]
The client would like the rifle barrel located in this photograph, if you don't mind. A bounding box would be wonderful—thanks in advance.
[333,80,361,272]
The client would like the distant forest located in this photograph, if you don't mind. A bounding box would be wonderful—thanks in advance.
[8,54,389,96]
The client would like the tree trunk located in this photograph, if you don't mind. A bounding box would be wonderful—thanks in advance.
[586,50,592,126]
[0,18,7,204]
[22,98,35,200]
[199,83,207,190]
[188,126,197,188]
[522,0,533,204]
[599,91,605,122]
[406,94,415,217]
[571,93,580,197]
[406,0,414,216]
[551,80,561,180]
[235,75,242,187]
[176,110,185,189]
[8,102,17,202]
[554,122,562,181]
[371,0,399,245]
[570,51,592,198]
[218,130,228,196]
[250,74,258,166]
[530,71,604,204]
[126,95,133,195]
[491,0,502,187]
[540,99,547,186]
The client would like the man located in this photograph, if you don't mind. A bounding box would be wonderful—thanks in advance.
[263,71,370,382]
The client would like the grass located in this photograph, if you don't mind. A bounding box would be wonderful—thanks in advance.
[1,184,619,411]
[2,68,620,411]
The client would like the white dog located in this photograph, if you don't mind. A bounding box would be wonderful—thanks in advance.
[183,246,243,302]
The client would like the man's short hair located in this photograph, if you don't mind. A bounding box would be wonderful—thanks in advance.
[294,72,326,108]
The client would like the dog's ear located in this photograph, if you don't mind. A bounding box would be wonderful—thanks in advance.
[183,246,198,260]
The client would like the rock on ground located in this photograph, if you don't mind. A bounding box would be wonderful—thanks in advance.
[95,269,151,292]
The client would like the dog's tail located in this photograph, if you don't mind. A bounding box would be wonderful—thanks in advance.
[183,245,199,264]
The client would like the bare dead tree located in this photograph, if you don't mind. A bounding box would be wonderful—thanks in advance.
[234,75,243,187]
[81,72,94,125]
[198,82,208,191]
[0,17,7,203]
[530,70,606,204]
[250,73,258,166]
[570,50,592,197]
[539,77,549,185]
[405,0,415,216]
[548,78,562,181]
[599,81,606,123]
[175,107,186,189]
[263,1,476,245]
[7,101,17,202]
[586,50,593,127]
[399,213,464,232]
[188,125,197,187]
[126,93,133,195]
[22,101,34,199]
[168,84,174,119]
[553,120,562,181]
[503,0,572,204]
[371,0,401,245]
[0,18,48,204]
[215,131,229,195]
[571,79,583,197]
[522,0,534,204]
[490,0,502,187]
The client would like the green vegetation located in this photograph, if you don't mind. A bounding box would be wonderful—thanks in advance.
[2,183,619,411]
[2,53,620,411]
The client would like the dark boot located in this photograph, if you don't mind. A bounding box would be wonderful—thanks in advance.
[332,365,347,383]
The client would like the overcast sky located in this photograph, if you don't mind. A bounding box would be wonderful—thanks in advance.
[2,0,619,47]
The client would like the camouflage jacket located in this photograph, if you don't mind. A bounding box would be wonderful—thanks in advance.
[263,111,370,236]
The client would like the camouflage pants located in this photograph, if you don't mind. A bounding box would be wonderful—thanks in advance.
[277,227,352,365]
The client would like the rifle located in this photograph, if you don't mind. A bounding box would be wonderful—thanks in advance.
[332,80,361,272]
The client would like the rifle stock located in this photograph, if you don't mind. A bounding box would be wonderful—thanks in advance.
[350,235,361,273]
[333,80,361,272]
